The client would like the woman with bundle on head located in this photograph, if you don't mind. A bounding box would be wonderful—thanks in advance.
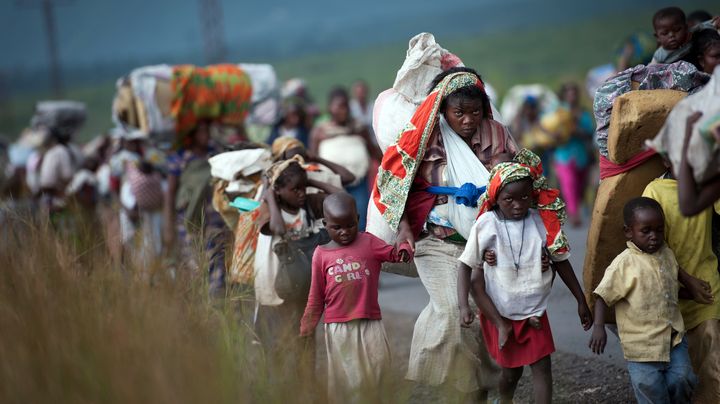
[164,121,227,294]
[310,87,382,231]
[371,67,517,399]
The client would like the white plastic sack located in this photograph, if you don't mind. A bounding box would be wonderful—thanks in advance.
[238,63,280,126]
[649,66,720,184]
[318,135,369,185]
[208,148,272,182]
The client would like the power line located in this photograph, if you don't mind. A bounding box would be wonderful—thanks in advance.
[198,0,227,64]
[16,0,74,97]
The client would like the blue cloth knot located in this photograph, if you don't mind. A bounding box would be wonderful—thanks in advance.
[426,183,486,208]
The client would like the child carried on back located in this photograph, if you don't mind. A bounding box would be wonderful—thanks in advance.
[650,7,720,65]
[300,192,412,402]
[457,156,591,404]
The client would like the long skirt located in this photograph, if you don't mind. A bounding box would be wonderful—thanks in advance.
[553,160,586,217]
[325,319,391,403]
[406,236,499,392]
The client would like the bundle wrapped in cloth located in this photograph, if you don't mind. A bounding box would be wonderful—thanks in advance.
[583,62,711,317]
[648,66,720,184]
[207,146,272,285]
[31,100,86,137]
[372,33,503,152]
[112,63,279,143]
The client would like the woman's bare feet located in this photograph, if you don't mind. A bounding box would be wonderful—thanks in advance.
[528,316,542,329]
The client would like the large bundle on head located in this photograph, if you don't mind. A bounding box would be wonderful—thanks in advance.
[583,61,710,317]
[170,64,253,146]
[372,33,504,152]
[499,84,559,126]
[648,66,720,185]
[208,146,272,285]
[112,63,279,145]
[31,100,86,138]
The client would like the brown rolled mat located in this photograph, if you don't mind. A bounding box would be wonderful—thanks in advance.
[607,89,686,164]
[583,155,666,322]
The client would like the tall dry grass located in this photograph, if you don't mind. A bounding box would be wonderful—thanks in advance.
[0,209,323,404]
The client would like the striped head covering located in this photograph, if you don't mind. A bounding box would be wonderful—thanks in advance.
[265,155,306,188]
[372,71,489,230]
[478,149,570,259]
[271,137,304,161]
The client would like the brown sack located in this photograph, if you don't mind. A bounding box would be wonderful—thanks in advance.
[583,155,666,322]
[607,90,686,164]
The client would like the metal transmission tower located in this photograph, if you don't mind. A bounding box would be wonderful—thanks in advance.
[16,0,73,97]
[198,0,227,64]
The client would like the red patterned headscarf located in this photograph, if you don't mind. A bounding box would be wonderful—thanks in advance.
[478,149,570,259]
[372,71,488,230]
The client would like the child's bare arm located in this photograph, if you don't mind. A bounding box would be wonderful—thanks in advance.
[678,267,714,304]
[468,264,513,349]
[678,112,720,216]
[555,260,593,330]
[457,262,475,327]
[588,297,608,355]
[262,180,287,236]
[305,152,356,186]
[307,178,344,195]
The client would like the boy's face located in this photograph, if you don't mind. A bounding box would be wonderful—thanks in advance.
[654,16,689,50]
[275,173,307,209]
[624,208,665,254]
[496,179,533,220]
[324,209,359,246]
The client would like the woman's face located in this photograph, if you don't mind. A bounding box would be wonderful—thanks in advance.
[699,43,720,74]
[562,86,579,106]
[329,96,349,124]
[284,109,302,128]
[193,122,211,148]
[443,96,484,139]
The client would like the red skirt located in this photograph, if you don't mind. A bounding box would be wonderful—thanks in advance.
[480,312,555,368]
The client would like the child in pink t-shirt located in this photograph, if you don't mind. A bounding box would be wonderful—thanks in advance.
[300,192,411,402]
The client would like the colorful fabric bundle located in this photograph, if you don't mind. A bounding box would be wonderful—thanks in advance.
[478,150,570,259]
[593,61,709,158]
[372,71,487,230]
[171,64,253,144]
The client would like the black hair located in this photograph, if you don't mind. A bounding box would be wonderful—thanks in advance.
[273,161,307,190]
[623,197,664,226]
[558,82,580,101]
[688,10,712,25]
[652,7,686,28]
[689,28,720,71]
[327,86,349,105]
[427,67,491,118]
